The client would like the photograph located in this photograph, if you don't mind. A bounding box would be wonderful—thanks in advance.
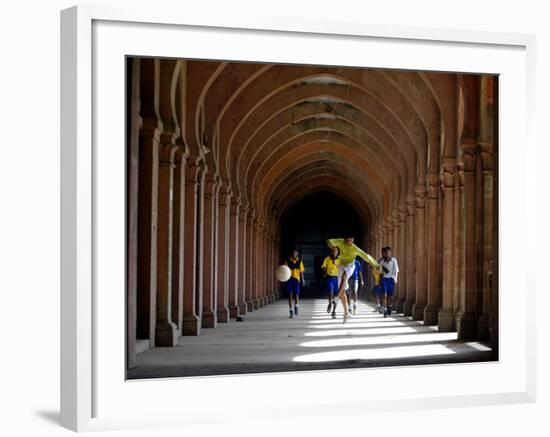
[125,57,499,379]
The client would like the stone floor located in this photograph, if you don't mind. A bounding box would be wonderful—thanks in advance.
[127,299,496,379]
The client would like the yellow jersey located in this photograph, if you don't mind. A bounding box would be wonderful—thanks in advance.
[285,257,305,281]
[321,256,341,277]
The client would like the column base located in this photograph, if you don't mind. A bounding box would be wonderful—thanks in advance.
[246,300,255,312]
[423,305,439,326]
[182,315,201,336]
[217,305,230,323]
[228,304,239,319]
[201,309,217,328]
[395,298,405,313]
[155,321,178,347]
[438,307,455,332]
[238,302,248,316]
[477,313,490,340]
[253,298,260,310]
[411,303,426,321]
[456,312,477,340]
[402,300,414,317]
[263,296,269,306]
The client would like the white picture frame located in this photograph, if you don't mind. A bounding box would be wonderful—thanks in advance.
[60,5,536,432]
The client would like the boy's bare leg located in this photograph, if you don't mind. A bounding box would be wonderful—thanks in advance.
[338,271,349,315]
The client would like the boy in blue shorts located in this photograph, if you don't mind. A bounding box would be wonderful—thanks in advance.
[346,257,364,315]
[285,249,305,318]
[379,246,399,317]
[321,246,341,319]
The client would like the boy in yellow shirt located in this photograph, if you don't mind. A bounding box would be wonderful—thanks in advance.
[321,246,341,318]
[285,248,305,318]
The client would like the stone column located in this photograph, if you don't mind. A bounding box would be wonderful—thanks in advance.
[438,158,456,331]
[170,147,187,337]
[456,141,478,339]
[227,198,240,318]
[424,174,441,325]
[238,206,248,315]
[154,144,178,346]
[412,186,427,320]
[477,142,494,339]
[127,58,141,368]
[396,207,407,312]
[391,211,400,307]
[403,197,416,316]
[216,185,231,323]
[262,226,270,305]
[201,176,219,328]
[245,210,255,312]
[252,218,262,309]
[181,159,203,336]
[136,121,159,346]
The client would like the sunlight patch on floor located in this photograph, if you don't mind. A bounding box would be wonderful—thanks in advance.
[293,344,456,362]
[299,332,458,348]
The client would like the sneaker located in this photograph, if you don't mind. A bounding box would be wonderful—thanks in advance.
[373,306,379,313]
[348,307,352,315]
[383,309,388,318]
[331,311,336,319]
[327,303,332,313]
[294,306,299,316]
[289,310,293,319]
[343,314,350,324]
[379,307,384,314]
[353,304,357,315]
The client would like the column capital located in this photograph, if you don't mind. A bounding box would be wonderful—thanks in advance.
[204,173,220,198]
[415,185,426,208]
[159,143,178,167]
[479,141,494,171]
[405,196,416,216]
[426,173,440,199]
[185,156,206,182]
[399,205,407,222]
[460,139,478,173]
[441,157,456,188]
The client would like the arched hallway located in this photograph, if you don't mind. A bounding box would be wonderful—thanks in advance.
[126,57,498,374]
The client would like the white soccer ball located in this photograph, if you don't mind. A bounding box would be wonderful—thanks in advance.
[276,265,292,282]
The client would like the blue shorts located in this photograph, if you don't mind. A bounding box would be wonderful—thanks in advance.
[373,284,384,296]
[326,276,339,296]
[286,277,301,295]
[381,277,395,296]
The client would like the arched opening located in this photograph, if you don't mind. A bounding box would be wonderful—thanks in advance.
[279,191,365,298]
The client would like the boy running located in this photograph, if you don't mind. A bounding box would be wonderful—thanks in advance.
[321,245,341,319]
[347,258,364,315]
[285,249,305,318]
[327,236,379,323]
[379,246,399,317]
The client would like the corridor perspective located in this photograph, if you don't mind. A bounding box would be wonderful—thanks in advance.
[126,57,498,377]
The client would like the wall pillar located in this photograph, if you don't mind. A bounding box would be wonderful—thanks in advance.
[126,58,141,368]
[154,144,179,346]
[396,207,407,312]
[216,185,231,323]
[227,198,240,318]
[403,197,416,316]
[456,141,478,339]
[201,176,219,328]
[181,159,203,336]
[245,210,255,312]
[438,158,456,331]
[412,186,427,320]
[136,121,160,346]
[424,174,441,326]
[252,218,262,309]
[477,142,494,340]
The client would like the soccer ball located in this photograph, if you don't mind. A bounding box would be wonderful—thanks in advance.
[276,265,292,282]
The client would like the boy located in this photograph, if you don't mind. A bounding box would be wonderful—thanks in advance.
[347,257,364,315]
[285,248,305,318]
[379,246,399,317]
[327,236,379,323]
[321,245,341,319]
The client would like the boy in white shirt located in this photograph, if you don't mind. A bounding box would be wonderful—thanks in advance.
[379,246,399,317]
